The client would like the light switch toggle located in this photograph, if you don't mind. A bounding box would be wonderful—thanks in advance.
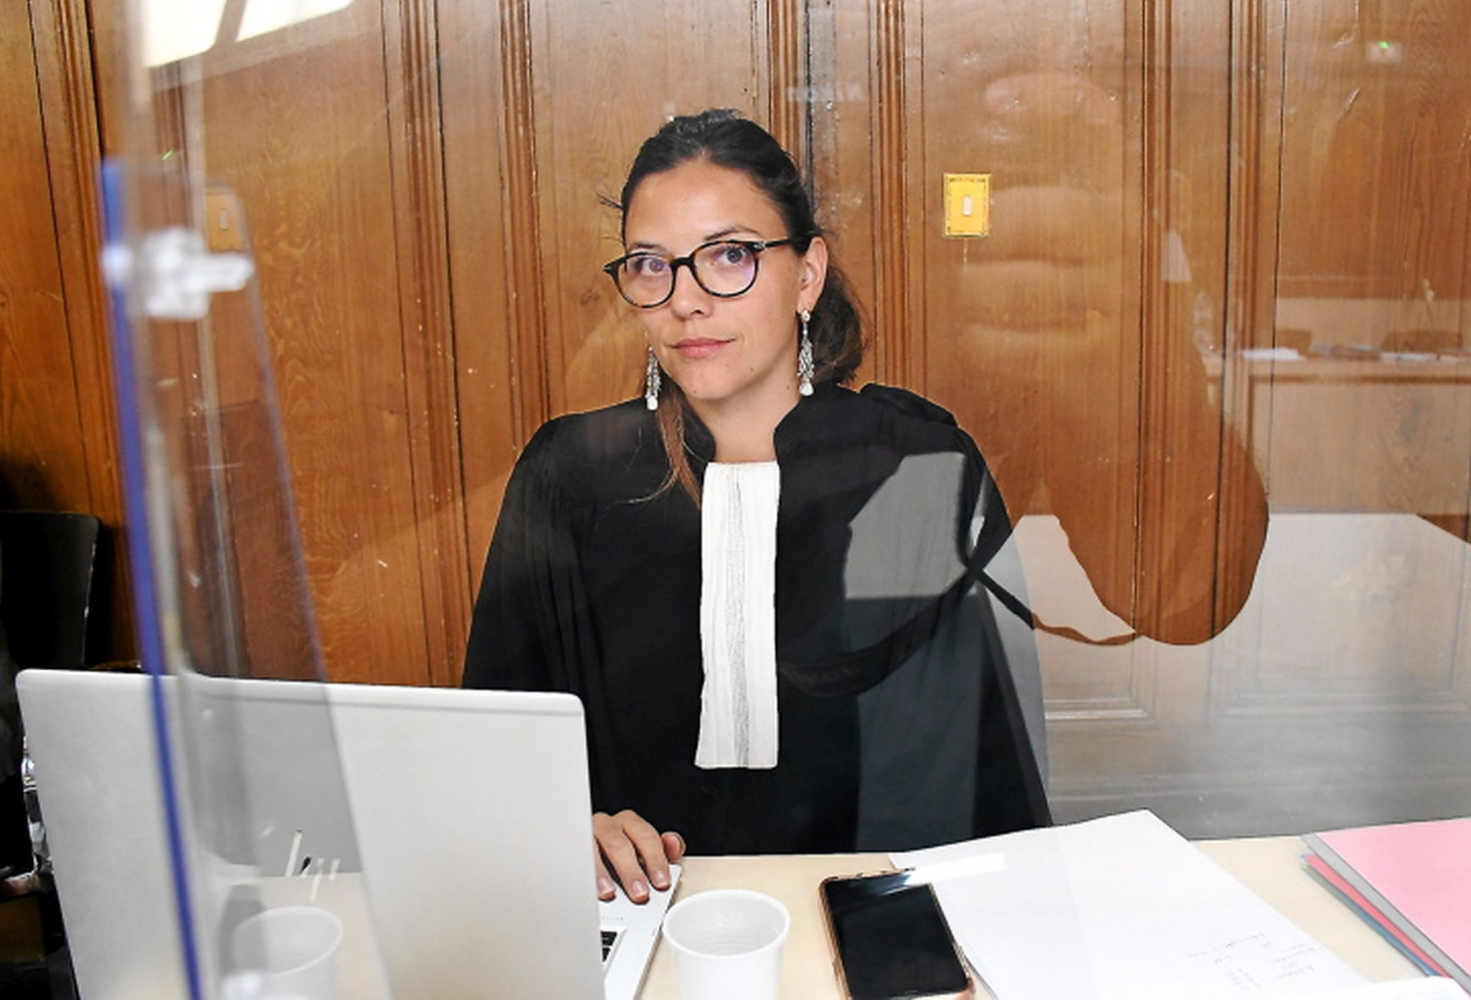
[944,173,991,238]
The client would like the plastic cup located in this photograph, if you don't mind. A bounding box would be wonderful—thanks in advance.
[662,888,790,1000]
[230,905,344,1000]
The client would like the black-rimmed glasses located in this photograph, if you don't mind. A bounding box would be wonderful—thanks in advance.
[602,238,802,308]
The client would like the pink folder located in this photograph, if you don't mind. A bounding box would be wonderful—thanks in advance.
[1301,852,1449,978]
[1303,817,1471,993]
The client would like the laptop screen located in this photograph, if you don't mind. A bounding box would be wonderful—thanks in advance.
[20,670,623,998]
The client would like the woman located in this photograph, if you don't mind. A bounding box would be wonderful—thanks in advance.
[463,109,1049,902]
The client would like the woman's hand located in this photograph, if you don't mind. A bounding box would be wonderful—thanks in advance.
[592,809,685,904]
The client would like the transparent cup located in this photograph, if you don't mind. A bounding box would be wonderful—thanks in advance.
[228,905,344,1000]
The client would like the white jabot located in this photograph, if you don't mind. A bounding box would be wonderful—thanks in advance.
[695,461,781,769]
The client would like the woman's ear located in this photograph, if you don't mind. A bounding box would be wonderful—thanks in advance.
[797,236,829,312]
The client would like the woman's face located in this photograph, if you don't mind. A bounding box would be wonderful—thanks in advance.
[622,159,827,425]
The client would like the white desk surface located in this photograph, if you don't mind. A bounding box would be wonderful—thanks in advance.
[635,837,1424,999]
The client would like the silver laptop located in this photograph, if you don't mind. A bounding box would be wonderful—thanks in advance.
[17,669,676,999]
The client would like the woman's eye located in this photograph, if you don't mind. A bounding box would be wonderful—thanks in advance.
[628,255,668,277]
[713,244,752,267]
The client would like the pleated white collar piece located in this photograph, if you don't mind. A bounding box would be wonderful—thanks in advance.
[694,461,781,769]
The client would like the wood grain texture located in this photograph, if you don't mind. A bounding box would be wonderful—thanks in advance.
[532,0,772,420]
[177,4,430,684]
[15,0,134,663]
[0,4,92,514]
[809,0,880,389]
[0,0,119,670]
[1276,0,1471,302]
[869,0,917,387]
[767,0,806,166]
[438,0,520,647]
[17,0,1471,837]
[499,0,552,440]
[384,0,472,687]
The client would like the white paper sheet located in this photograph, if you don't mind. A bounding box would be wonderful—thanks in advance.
[892,810,1369,1000]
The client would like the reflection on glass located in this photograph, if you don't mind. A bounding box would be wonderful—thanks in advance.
[93,0,1471,946]
[843,0,1470,836]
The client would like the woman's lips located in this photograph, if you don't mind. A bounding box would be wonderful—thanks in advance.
[672,337,730,359]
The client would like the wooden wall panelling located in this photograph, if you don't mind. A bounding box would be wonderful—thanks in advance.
[814,0,970,389]
[1224,0,1283,365]
[1215,0,1287,740]
[0,7,89,507]
[1263,0,1471,514]
[383,0,472,686]
[1250,365,1471,512]
[766,0,807,166]
[1190,0,1271,658]
[1134,0,1206,727]
[97,52,364,684]
[500,0,553,447]
[820,0,1136,662]
[0,4,92,517]
[814,0,1293,831]
[1275,1,1471,304]
[807,0,880,390]
[912,1,1151,656]
[1129,0,1173,646]
[11,0,133,664]
[1192,0,1471,831]
[1136,0,1268,650]
[530,0,780,421]
[437,0,524,642]
[1163,0,1262,723]
[179,6,432,684]
[1216,0,1471,708]
[868,0,921,389]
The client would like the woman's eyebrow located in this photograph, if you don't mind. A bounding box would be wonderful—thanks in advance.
[700,225,756,242]
[625,226,762,253]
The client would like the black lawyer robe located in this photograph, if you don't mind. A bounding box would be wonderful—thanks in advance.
[463,381,1051,854]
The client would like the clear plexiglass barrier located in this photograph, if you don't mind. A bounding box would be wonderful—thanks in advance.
[96,0,1471,996]
[105,7,387,998]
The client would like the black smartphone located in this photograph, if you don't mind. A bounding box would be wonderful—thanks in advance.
[819,870,974,1000]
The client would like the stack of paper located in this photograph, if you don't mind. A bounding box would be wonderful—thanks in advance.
[892,810,1370,999]
[1302,818,1471,994]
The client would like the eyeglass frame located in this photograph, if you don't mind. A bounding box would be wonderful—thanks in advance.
[601,236,810,309]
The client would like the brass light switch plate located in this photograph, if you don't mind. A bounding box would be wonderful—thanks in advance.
[943,173,991,238]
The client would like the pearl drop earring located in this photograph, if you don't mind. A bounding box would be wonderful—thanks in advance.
[797,310,814,397]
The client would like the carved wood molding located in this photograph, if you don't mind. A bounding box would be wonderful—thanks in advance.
[767,0,805,169]
[1217,692,1471,718]
[1225,1,1284,365]
[386,0,473,685]
[1133,0,1178,638]
[869,0,917,387]
[1046,699,1154,723]
[29,0,136,659]
[1211,0,1285,664]
[499,0,550,443]
[30,0,113,509]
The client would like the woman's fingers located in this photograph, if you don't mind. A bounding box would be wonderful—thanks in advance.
[592,810,681,903]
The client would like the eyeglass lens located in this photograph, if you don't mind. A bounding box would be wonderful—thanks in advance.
[616,241,760,306]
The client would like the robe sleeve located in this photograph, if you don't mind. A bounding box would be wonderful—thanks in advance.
[462,421,589,693]
[851,438,1051,848]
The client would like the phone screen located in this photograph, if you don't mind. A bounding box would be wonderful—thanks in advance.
[821,871,971,1000]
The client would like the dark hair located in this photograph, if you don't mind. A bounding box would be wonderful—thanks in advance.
[619,109,865,501]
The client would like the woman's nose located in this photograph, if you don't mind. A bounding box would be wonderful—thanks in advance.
[666,261,712,317]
